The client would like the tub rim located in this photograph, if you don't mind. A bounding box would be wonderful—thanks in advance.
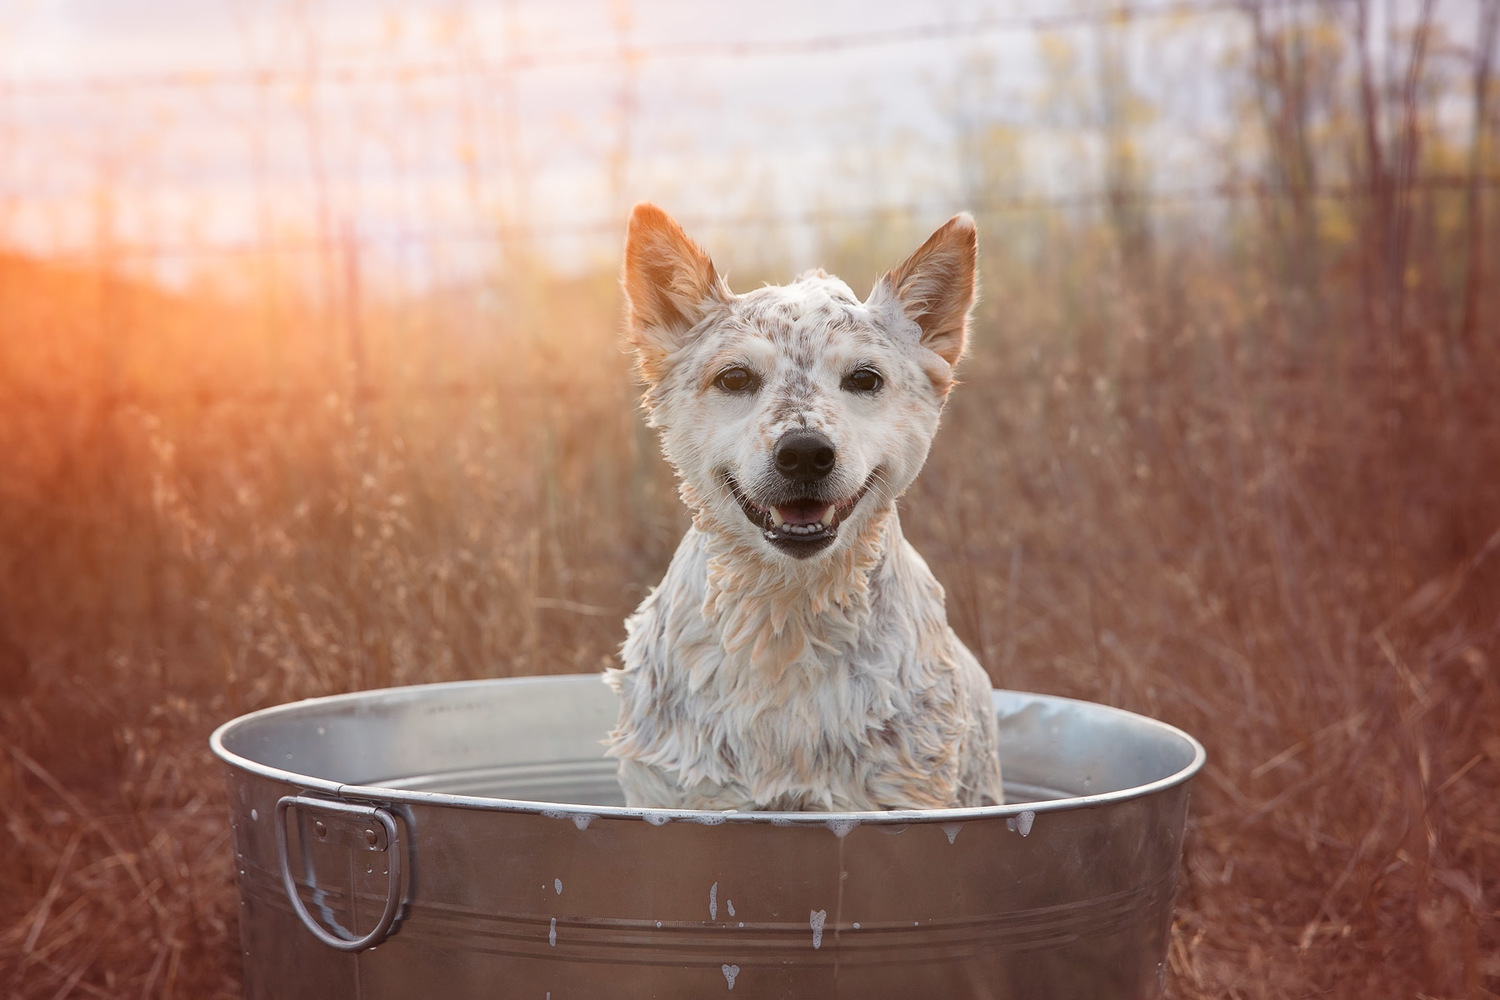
[209,673,1206,827]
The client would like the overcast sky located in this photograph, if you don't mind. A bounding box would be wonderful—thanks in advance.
[0,0,1467,282]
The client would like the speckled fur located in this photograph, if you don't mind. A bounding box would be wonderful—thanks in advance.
[604,204,1003,811]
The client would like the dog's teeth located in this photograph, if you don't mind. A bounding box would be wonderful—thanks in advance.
[769,507,786,527]
[820,505,837,527]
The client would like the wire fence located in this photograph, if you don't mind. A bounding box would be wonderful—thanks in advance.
[1,0,1484,270]
[0,0,1345,98]
[2,0,1493,420]
[2,357,1463,415]
[26,174,1497,264]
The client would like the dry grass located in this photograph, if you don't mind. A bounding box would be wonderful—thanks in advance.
[1,206,1497,1000]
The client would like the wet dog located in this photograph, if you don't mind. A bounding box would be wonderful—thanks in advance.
[605,204,1003,811]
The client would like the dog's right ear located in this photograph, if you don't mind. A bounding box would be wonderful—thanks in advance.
[622,203,730,385]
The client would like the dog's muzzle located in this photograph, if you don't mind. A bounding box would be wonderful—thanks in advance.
[725,469,872,560]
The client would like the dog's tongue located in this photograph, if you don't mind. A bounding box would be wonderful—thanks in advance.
[775,499,833,527]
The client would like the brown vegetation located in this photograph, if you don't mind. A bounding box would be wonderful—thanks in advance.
[3,2,1499,997]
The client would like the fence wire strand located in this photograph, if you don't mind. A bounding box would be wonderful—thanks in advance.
[0,0,1346,98]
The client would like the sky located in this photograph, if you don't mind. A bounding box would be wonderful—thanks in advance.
[0,0,1470,284]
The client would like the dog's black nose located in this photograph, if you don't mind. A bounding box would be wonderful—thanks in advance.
[774,430,836,482]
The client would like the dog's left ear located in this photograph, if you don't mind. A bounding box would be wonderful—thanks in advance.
[872,214,978,377]
[622,203,731,386]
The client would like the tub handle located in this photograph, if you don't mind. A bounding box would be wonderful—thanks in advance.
[275,795,405,952]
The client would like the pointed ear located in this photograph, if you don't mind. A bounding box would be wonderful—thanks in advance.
[622,203,730,384]
[873,214,977,371]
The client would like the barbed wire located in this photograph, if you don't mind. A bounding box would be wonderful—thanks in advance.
[0,0,1342,99]
[2,360,1448,414]
[27,174,1499,264]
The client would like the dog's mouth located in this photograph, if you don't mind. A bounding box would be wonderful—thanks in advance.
[725,474,873,559]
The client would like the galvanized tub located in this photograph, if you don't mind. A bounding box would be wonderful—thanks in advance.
[210,674,1205,999]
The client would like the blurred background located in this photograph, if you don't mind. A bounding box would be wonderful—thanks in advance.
[1,0,1498,996]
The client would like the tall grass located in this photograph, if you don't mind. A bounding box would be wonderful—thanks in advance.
[3,208,1495,998]
[3,3,1499,997]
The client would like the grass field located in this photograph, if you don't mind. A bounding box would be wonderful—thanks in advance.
[1,195,1497,997]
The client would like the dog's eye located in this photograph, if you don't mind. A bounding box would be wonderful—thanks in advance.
[843,367,883,393]
[714,366,757,393]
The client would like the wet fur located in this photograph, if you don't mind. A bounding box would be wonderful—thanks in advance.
[604,205,1003,811]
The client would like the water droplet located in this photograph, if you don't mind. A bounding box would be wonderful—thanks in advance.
[249,808,258,822]
[940,822,962,845]
[709,882,719,920]
[721,964,740,990]
[548,917,557,947]
[554,878,562,895]
[726,899,735,917]
[852,922,861,930]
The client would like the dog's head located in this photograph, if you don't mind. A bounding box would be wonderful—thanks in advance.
[622,204,976,562]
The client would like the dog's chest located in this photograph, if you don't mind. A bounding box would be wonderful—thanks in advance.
[681,619,903,749]
[625,632,914,808]
[608,527,962,810]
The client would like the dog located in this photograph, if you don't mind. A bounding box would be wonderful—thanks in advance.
[604,204,1003,812]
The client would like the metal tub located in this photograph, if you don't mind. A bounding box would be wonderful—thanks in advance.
[210,674,1205,999]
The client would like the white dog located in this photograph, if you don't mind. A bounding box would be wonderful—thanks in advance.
[604,204,1003,812]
